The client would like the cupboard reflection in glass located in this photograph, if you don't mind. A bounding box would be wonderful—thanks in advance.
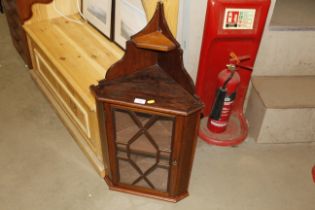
[113,108,174,192]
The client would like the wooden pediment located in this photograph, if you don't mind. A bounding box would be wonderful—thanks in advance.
[16,0,53,23]
[103,2,195,95]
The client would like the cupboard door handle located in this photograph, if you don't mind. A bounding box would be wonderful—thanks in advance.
[172,160,177,166]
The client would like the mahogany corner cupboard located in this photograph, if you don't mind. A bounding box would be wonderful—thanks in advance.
[91,3,204,202]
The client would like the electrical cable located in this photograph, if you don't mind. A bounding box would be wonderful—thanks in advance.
[77,0,87,20]
[53,0,85,25]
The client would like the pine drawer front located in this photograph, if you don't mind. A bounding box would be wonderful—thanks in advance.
[33,49,91,139]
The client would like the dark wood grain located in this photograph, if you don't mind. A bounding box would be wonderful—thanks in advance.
[131,2,179,49]
[3,0,32,68]
[0,0,3,13]
[104,103,119,184]
[158,47,196,95]
[104,176,188,202]
[172,113,201,195]
[132,31,176,52]
[102,41,158,81]
[3,0,53,68]
[92,2,204,202]
[99,2,195,95]
[96,101,111,177]
[95,65,202,116]
[16,0,52,23]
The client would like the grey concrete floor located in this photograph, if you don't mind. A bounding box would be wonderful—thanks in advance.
[0,14,315,210]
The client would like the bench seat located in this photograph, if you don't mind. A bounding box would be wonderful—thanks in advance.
[24,15,124,175]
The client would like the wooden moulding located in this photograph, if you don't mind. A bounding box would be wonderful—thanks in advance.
[141,0,179,36]
[94,65,203,116]
[132,31,176,52]
[16,0,53,23]
[104,176,189,203]
[94,2,195,96]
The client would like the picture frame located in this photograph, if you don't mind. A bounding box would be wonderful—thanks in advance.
[82,0,113,39]
[113,0,148,49]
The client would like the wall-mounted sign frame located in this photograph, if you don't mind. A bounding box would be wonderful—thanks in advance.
[113,0,148,49]
[82,0,114,39]
[81,0,179,49]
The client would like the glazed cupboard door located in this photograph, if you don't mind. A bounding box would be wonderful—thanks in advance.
[106,105,176,194]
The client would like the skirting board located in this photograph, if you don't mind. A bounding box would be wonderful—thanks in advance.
[29,70,105,177]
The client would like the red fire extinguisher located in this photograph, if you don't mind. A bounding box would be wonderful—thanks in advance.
[208,53,252,133]
[208,64,240,133]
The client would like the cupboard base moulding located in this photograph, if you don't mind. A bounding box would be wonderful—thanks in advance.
[104,176,189,203]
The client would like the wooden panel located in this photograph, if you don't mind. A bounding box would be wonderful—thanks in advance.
[24,15,124,110]
[158,48,196,95]
[172,112,200,195]
[103,42,157,81]
[0,0,3,13]
[29,70,105,176]
[3,0,32,67]
[102,2,195,97]
[142,0,179,36]
[25,0,78,24]
[34,48,91,138]
[97,66,202,116]
[16,0,78,24]
[132,31,176,52]
[30,43,105,159]
[16,0,52,23]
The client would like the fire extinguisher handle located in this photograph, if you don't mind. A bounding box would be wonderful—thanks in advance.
[229,52,253,71]
[238,55,251,62]
[236,64,253,71]
[229,52,250,64]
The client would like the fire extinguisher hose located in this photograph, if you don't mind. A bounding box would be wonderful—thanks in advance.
[210,71,235,120]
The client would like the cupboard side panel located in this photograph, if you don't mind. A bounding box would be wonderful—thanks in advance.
[173,112,201,195]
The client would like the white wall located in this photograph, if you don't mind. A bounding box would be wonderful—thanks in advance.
[254,0,315,76]
[178,0,208,82]
[254,30,315,76]
[180,0,315,81]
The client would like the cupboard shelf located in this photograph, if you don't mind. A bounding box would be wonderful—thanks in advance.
[132,31,176,52]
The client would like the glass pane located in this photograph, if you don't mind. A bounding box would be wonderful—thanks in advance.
[114,110,140,143]
[118,159,139,184]
[147,167,169,192]
[113,108,174,192]
[147,117,173,153]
